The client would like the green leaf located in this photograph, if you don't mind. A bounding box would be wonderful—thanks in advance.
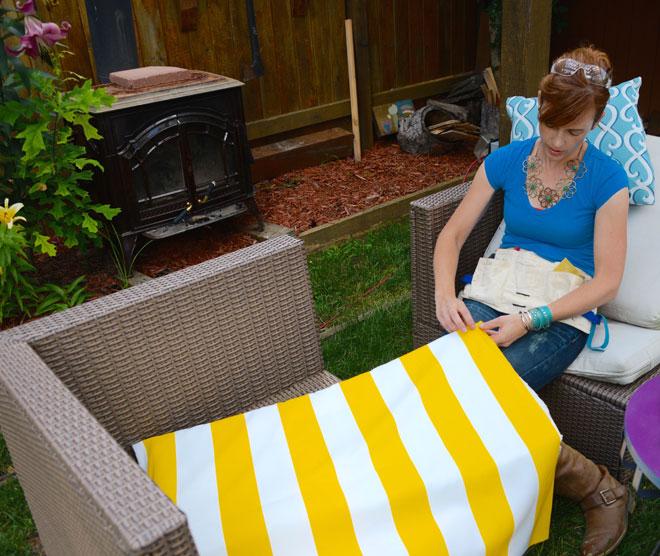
[15,120,49,159]
[57,126,73,144]
[28,182,48,194]
[63,236,78,248]
[81,213,99,234]
[91,203,121,220]
[0,101,26,126]
[33,233,57,257]
[74,157,104,171]
[49,200,65,219]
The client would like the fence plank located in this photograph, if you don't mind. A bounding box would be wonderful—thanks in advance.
[247,99,351,140]
[378,0,396,92]
[270,0,301,113]
[227,0,263,121]
[326,0,348,103]
[367,0,383,94]
[186,2,219,73]
[308,1,333,105]
[158,0,194,69]
[291,3,319,108]
[439,0,451,76]
[252,0,281,117]
[408,1,425,84]
[423,0,441,78]
[133,0,167,66]
[393,0,410,87]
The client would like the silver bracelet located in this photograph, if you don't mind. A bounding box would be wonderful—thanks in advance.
[519,310,532,331]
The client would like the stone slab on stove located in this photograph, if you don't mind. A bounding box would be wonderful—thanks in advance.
[92,69,244,114]
[109,66,194,89]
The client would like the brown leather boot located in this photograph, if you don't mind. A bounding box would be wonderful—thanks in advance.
[555,443,632,556]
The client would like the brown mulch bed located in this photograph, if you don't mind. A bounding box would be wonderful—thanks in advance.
[4,139,474,330]
[137,223,257,278]
[256,140,476,234]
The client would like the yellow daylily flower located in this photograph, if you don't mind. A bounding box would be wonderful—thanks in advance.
[0,198,27,229]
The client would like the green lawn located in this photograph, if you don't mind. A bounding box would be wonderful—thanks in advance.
[1,218,658,554]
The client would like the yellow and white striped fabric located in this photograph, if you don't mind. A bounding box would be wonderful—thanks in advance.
[134,328,561,556]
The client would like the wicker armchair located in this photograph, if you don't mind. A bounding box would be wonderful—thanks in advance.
[410,181,659,481]
[0,235,338,556]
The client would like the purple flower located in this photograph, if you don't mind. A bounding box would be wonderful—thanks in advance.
[5,15,70,58]
[40,20,71,46]
[15,0,36,15]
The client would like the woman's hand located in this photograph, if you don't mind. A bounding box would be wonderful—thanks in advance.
[480,314,528,347]
[435,292,475,333]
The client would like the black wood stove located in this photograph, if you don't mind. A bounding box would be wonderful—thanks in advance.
[88,69,262,260]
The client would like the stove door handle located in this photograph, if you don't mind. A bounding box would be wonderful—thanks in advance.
[173,202,193,224]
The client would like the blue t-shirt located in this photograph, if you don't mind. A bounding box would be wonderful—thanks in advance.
[484,137,628,276]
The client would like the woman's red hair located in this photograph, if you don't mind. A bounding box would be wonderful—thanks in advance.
[539,46,612,128]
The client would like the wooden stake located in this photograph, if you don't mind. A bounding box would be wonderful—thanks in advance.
[345,19,361,162]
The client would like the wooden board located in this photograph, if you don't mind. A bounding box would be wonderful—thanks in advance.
[133,0,167,66]
[500,0,552,145]
[345,18,361,161]
[250,127,353,182]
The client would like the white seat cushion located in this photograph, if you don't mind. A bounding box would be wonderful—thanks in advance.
[566,319,660,384]
[600,134,660,328]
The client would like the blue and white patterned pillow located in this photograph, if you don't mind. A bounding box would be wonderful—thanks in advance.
[506,77,655,205]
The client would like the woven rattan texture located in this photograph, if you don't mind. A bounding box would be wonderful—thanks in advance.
[1,236,324,447]
[0,343,196,556]
[410,182,503,333]
[540,367,660,480]
[245,370,339,410]
[409,186,659,481]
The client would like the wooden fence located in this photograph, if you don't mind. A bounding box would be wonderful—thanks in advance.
[33,0,478,140]
[550,0,660,134]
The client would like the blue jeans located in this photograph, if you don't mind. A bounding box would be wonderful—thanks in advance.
[463,299,587,392]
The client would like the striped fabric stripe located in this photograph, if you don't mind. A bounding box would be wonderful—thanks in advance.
[142,432,177,503]
[458,329,562,545]
[176,424,225,556]
[245,405,317,556]
[370,359,486,555]
[278,395,362,555]
[400,345,515,555]
[341,373,449,555]
[310,384,408,555]
[211,415,272,556]
[134,328,560,556]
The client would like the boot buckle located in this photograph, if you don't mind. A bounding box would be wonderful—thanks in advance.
[599,488,618,505]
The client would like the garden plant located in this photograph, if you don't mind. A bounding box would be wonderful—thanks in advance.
[0,0,117,325]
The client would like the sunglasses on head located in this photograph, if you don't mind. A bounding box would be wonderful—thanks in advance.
[550,58,612,88]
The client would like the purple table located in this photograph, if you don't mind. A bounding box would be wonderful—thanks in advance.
[623,374,660,492]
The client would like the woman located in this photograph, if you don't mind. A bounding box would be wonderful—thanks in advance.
[433,47,631,555]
